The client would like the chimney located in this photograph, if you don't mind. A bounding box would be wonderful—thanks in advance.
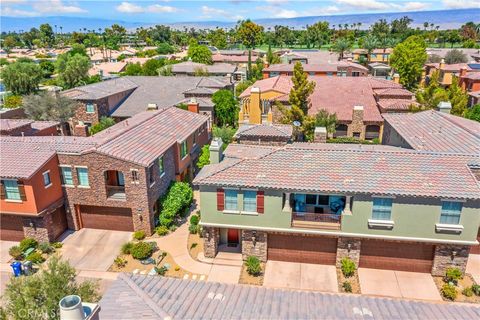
[314,127,327,143]
[437,101,452,114]
[459,67,467,77]
[146,103,158,111]
[352,106,364,134]
[187,98,199,113]
[439,58,445,70]
[249,87,262,125]
[393,73,400,84]
[74,124,88,137]
[59,295,99,320]
[209,138,223,164]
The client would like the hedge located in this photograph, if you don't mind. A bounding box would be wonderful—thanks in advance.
[158,182,193,227]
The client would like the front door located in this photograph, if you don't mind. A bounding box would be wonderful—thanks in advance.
[227,229,239,244]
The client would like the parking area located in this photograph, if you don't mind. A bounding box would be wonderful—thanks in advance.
[263,260,338,292]
[358,268,442,301]
[60,228,132,272]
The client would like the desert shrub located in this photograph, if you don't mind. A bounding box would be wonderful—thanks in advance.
[51,242,63,248]
[190,215,199,226]
[190,243,198,250]
[155,226,169,236]
[158,182,193,227]
[26,252,45,264]
[341,258,356,278]
[121,242,134,255]
[445,267,462,284]
[342,281,352,293]
[169,225,177,232]
[155,266,168,276]
[19,238,38,252]
[472,284,480,296]
[246,256,261,276]
[441,284,457,300]
[133,230,146,240]
[462,286,473,297]
[8,246,23,260]
[130,242,153,260]
[114,257,127,268]
[38,242,53,254]
[189,224,200,234]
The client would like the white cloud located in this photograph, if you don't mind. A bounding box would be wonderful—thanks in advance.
[274,8,300,18]
[442,0,479,9]
[1,6,39,17]
[308,5,341,15]
[266,0,289,5]
[336,0,389,10]
[31,0,86,13]
[402,2,430,11]
[115,1,144,13]
[147,4,178,13]
[1,0,28,3]
[201,5,243,20]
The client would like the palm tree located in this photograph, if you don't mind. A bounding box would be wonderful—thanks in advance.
[423,22,428,31]
[332,37,351,61]
[363,35,378,63]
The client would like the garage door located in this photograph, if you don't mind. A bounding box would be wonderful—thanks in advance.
[359,240,434,273]
[268,234,337,265]
[79,206,134,232]
[0,214,24,241]
[470,228,480,255]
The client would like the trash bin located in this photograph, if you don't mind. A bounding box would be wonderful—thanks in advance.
[23,261,33,276]
[11,261,22,277]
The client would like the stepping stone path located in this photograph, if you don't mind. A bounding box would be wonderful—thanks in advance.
[132,269,139,274]
[192,275,197,280]
[183,274,189,280]
[199,275,206,281]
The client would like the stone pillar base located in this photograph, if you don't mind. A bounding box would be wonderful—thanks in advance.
[432,244,469,276]
[241,230,267,262]
[336,237,361,268]
[203,227,219,258]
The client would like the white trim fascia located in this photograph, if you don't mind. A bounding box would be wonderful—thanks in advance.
[435,223,464,233]
[199,222,478,246]
[368,219,395,228]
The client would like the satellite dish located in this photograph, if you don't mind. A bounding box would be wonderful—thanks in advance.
[293,121,301,127]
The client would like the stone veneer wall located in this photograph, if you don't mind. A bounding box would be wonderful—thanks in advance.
[431,244,470,276]
[242,230,268,262]
[237,137,290,146]
[347,107,366,139]
[336,237,361,268]
[203,226,219,258]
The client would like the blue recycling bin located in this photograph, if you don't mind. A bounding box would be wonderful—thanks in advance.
[11,261,22,277]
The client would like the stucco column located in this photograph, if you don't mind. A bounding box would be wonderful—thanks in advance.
[283,193,291,212]
[343,196,352,215]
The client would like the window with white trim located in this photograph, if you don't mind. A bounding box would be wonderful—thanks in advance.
[131,169,139,183]
[224,189,238,211]
[76,167,89,186]
[440,201,462,225]
[43,171,51,187]
[158,156,164,176]
[243,190,257,212]
[3,180,21,200]
[86,103,95,113]
[372,197,393,220]
[180,140,188,159]
[60,167,73,186]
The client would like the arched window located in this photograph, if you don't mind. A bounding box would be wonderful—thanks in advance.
[365,125,380,140]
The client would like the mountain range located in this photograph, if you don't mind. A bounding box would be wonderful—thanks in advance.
[1,9,478,33]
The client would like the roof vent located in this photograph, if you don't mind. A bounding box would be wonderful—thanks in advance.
[59,295,84,320]
[147,103,158,111]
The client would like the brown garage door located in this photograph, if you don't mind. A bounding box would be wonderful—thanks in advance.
[0,214,25,241]
[359,240,434,273]
[79,206,134,232]
[268,233,337,265]
[50,206,68,240]
[470,228,480,255]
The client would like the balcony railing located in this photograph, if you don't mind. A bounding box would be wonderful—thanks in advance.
[106,185,126,200]
[292,212,342,230]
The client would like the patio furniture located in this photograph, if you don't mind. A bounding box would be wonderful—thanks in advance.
[23,247,35,257]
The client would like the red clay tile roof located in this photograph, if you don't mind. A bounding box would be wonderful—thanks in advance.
[375,88,414,97]
[194,143,480,200]
[383,110,480,154]
[265,62,367,73]
[0,119,33,131]
[462,72,480,80]
[377,99,419,112]
[234,124,293,139]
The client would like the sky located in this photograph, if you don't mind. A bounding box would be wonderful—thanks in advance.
[0,0,478,23]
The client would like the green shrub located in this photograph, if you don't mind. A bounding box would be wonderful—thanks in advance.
[189,224,200,234]
[169,225,177,232]
[190,215,200,225]
[462,286,473,297]
[190,243,198,250]
[472,284,480,296]
[26,252,45,264]
[246,256,261,276]
[3,95,22,109]
[445,267,463,284]
[158,182,193,227]
[51,242,63,249]
[38,242,53,254]
[441,284,457,300]
[155,226,169,236]
[133,230,146,240]
[121,242,134,255]
[341,258,356,278]
[155,266,168,276]
[130,242,153,260]
[8,246,23,260]
[114,257,127,268]
[342,281,352,293]
[19,238,38,252]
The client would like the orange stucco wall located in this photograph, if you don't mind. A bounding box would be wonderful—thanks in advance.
[0,156,63,214]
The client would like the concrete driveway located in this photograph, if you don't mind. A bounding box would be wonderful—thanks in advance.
[60,229,131,272]
[263,261,338,292]
[467,254,480,284]
[358,268,442,301]
[0,241,18,264]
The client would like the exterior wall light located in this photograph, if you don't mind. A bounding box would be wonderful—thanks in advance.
[451,250,457,260]
[252,231,257,246]
[347,242,352,252]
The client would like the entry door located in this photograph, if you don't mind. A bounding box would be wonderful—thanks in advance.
[227,229,239,244]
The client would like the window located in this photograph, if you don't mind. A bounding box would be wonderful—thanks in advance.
[117,171,125,186]
[352,72,360,77]
[158,156,164,176]
[440,201,462,224]
[43,171,51,187]
[372,197,393,220]
[327,72,333,77]
[270,72,279,77]
[149,165,155,185]
[224,189,238,211]
[86,103,95,113]
[192,132,197,146]
[131,170,139,183]
[309,72,315,76]
[243,190,257,212]
[306,194,317,205]
[3,180,21,200]
[371,54,377,59]
[60,167,73,186]
[76,167,89,186]
[180,140,188,159]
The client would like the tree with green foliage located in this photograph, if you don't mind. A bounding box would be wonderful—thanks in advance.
[39,60,55,78]
[3,95,22,109]
[159,64,173,76]
[444,49,468,64]
[289,62,316,115]
[187,40,212,64]
[266,44,280,65]
[332,37,351,61]
[234,80,253,98]
[465,104,480,122]
[89,117,116,135]
[207,28,228,49]
[2,36,17,53]
[158,181,193,227]
[212,89,238,127]
[362,35,378,62]
[23,92,77,122]
[448,77,468,116]
[56,53,90,89]
[197,145,210,169]
[39,23,55,47]
[315,110,337,137]
[237,20,264,49]
[390,35,427,90]
[142,59,164,76]
[156,42,175,54]
[213,126,236,145]
[306,21,330,49]
[1,256,99,319]
[1,62,42,95]
[124,62,143,76]
[416,71,448,110]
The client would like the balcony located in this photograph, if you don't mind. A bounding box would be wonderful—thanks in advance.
[292,212,342,230]
[106,185,126,200]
